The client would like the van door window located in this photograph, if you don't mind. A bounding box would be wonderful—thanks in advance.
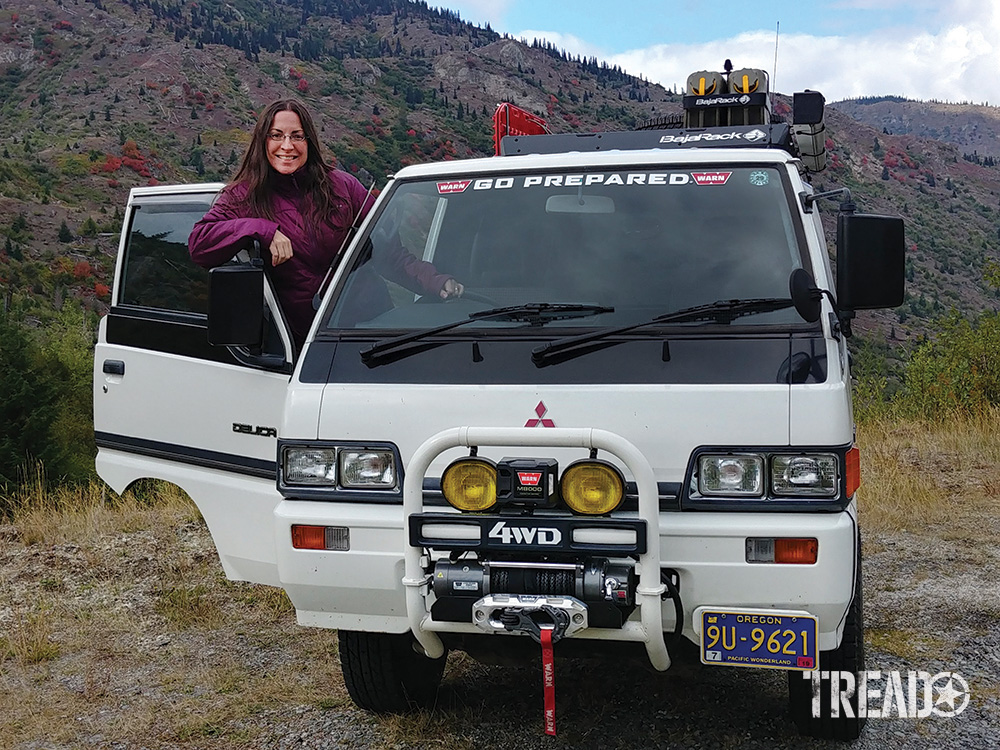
[120,200,212,313]
[109,191,292,368]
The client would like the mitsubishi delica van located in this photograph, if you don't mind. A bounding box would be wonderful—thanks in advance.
[94,69,904,740]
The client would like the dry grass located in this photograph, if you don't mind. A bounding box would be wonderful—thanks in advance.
[0,480,346,749]
[6,470,202,545]
[856,408,1000,535]
[866,627,955,663]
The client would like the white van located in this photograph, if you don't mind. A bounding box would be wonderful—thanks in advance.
[94,80,904,740]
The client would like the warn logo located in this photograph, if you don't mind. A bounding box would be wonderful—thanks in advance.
[488,521,562,546]
[517,472,542,486]
[692,171,733,186]
[437,179,472,194]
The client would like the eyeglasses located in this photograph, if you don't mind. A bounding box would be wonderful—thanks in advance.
[268,132,307,143]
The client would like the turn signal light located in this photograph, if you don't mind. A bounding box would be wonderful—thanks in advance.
[291,525,326,550]
[775,538,818,564]
[746,537,818,564]
[291,524,350,551]
[441,457,498,512]
[560,460,625,515]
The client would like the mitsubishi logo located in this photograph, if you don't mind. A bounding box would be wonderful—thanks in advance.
[525,401,555,427]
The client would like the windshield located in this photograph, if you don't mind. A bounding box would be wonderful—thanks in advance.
[323,165,808,332]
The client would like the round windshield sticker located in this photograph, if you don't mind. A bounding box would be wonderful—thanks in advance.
[749,170,769,187]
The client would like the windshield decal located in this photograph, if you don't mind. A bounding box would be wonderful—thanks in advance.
[436,179,472,194]
[691,171,733,186]
[471,173,692,190]
[749,170,770,186]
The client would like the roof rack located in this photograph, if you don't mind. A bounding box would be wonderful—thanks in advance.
[499,123,794,156]
[491,63,829,172]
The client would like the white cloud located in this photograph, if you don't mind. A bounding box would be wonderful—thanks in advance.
[606,7,1000,104]
[497,2,1000,103]
[511,29,607,60]
[437,0,515,27]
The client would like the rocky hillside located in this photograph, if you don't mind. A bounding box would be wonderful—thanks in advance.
[1,0,999,345]
[833,96,1000,161]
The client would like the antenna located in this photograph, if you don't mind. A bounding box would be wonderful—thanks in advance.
[772,21,780,113]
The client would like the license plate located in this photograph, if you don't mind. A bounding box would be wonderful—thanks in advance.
[700,610,817,671]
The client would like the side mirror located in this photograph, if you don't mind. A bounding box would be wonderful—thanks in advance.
[789,268,822,323]
[792,91,825,125]
[208,261,265,346]
[837,214,905,311]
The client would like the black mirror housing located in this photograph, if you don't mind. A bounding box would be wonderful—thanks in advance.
[836,214,905,311]
[789,268,822,323]
[793,91,825,126]
[208,262,265,346]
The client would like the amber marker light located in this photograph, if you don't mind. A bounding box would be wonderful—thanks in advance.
[845,447,861,498]
[291,525,326,550]
[775,538,819,565]
[441,457,498,512]
[560,460,625,515]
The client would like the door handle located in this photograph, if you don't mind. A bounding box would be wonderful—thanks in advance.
[102,359,125,376]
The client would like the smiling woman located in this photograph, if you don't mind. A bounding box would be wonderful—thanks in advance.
[188,99,464,347]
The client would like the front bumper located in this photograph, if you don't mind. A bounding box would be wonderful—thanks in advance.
[274,427,858,665]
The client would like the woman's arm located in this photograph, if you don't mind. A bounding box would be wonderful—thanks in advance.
[188,188,281,269]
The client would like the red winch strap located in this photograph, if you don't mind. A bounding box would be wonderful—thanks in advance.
[540,627,556,736]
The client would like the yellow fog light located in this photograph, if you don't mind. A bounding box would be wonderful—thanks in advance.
[441,457,497,512]
[560,460,625,515]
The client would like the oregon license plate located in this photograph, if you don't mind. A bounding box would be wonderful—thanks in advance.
[700,610,818,670]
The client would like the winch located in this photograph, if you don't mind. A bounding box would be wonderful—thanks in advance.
[431,557,635,629]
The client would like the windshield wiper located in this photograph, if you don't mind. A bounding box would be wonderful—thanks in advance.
[360,303,614,367]
[531,297,795,367]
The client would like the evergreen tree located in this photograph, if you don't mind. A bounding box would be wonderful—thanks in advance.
[0,316,63,492]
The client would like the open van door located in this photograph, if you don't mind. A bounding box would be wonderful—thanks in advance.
[93,184,293,586]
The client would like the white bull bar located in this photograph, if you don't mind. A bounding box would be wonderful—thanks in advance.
[402,426,671,671]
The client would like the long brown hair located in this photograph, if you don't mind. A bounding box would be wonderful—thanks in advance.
[227,99,338,226]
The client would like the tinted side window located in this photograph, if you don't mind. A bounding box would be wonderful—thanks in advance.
[119,199,215,314]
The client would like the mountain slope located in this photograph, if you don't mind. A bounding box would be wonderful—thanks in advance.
[833,97,1000,161]
[1,0,998,345]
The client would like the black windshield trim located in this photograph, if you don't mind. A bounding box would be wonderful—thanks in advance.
[318,321,823,342]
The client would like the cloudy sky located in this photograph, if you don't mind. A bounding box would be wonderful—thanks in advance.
[439,0,999,104]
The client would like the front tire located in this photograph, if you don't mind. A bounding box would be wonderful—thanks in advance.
[338,630,447,714]
[788,549,866,740]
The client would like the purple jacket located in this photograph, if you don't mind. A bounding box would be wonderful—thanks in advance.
[189,169,451,343]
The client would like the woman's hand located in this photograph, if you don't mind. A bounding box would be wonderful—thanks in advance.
[270,230,294,265]
[440,278,464,299]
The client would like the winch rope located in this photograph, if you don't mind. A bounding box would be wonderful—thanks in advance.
[540,626,556,736]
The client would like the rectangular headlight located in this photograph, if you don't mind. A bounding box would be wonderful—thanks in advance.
[771,454,838,497]
[339,450,397,488]
[698,454,764,496]
[283,447,338,486]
